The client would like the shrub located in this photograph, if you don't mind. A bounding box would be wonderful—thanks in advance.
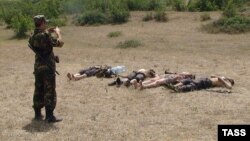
[10,14,33,38]
[0,1,20,27]
[78,10,108,25]
[200,13,211,21]
[173,0,186,11]
[203,16,250,33]
[187,0,229,12]
[232,0,248,7]
[187,0,249,12]
[154,10,168,22]
[116,40,142,48]
[143,12,154,21]
[49,17,67,27]
[76,0,130,25]
[197,0,215,11]
[0,0,66,37]
[127,0,150,10]
[223,0,237,18]
[108,31,122,38]
[32,0,63,19]
[213,0,228,9]
[126,0,163,11]
[187,2,199,12]
[110,7,130,24]
[148,0,163,10]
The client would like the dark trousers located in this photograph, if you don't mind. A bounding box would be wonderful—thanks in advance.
[33,69,57,110]
[178,78,213,92]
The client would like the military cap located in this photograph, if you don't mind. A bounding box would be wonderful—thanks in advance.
[33,15,49,24]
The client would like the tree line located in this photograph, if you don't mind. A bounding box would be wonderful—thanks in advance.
[0,0,249,37]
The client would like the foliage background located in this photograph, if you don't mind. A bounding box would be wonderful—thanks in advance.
[0,0,249,37]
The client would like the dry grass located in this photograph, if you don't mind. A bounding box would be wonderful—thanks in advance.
[0,11,250,141]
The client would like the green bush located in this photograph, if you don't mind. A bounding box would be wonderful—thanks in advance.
[203,16,250,33]
[10,14,33,38]
[127,0,150,10]
[173,0,186,11]
[213,0,228,9]
[49,17,67,27]
[116,40,142,48]
[108,31,122,38]
[187,0,249,12]
[154,10,168,22]
[0,1,20,27]
[126,0,163,11]
[187,2,199,12]
[148,0,163,10]
[200,13,211,21]
[232,0,248,7]
[76,0,130,25]
[63,0,165,13]
[143,12,154,21]
[197,0,216,11]
[223,0,237,17]
[107,0,130,24]
[187,0,231,12]
[0,0,66,38]
[110,7,130,24]
[78,10,108,25]
[31,0,64,19]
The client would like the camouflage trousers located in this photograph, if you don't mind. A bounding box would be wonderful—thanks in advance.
[33,69,57,110]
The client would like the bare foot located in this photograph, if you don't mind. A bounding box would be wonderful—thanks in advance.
[139,81,144,90]
[71,74,76,81]
[133,82,138,89]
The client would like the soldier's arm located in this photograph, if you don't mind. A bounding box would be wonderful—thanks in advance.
[50,37,64,47]
[30,33,50,51]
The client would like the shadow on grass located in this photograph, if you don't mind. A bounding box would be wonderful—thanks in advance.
[22,120,58,133]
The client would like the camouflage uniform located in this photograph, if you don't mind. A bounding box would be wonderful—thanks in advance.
[29,15,63,121]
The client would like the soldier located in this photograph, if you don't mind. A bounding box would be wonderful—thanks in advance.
[29,15,64,123]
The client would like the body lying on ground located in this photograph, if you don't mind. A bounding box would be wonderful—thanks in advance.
[108,69,156,87]
[138,71,195,90]
[171,75,234,92]
[67,65,116,81]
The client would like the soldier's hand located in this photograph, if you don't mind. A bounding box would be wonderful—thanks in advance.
[54,56,60,63]
[54,27,60,34]
[55,27,62,41]
[48,27,55,33]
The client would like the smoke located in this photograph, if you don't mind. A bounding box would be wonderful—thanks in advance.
[62,0,87,14]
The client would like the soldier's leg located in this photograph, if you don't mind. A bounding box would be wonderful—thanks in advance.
[33,73,45,120]
[44,73,62,123]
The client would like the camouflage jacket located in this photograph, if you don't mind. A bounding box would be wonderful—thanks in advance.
[29,28,62,73]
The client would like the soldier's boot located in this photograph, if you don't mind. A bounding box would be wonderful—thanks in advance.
[34,108,44,120]
[45,108,62,123]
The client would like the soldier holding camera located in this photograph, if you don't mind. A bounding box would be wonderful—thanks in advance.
[29,15,64,123]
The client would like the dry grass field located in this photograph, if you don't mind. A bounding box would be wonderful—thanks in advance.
[0,11,250,141]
